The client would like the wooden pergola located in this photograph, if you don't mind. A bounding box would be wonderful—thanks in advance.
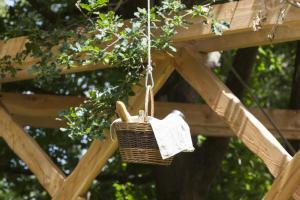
[1,0,300,199]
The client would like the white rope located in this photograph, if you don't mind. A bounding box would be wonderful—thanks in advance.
[144,0,154,119]
[145,0,154,88]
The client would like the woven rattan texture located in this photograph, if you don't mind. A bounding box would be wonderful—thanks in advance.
[115,122,173,166]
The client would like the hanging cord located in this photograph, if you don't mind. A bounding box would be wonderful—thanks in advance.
[229,66,296,155]
[144,0,154,120]
[145,0,154,88]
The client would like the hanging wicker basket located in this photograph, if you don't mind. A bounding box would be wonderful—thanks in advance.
[113,87,173,166]
[111,0,173,166]
[114,121,173,165]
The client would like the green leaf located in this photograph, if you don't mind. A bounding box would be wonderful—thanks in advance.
[211,20,230,36]
[79,3,91,11]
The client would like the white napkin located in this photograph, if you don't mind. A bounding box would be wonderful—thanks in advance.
[149,113,194,159]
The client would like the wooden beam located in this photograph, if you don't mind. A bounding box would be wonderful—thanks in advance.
[0,92,82,128]
[173,47,292,179]
[0,105,66,197]
[2,92,300,139]
[177,0,300,52]
[52,57,174,200]
[187,24,300,52]
[2,0,300,83]
[158,102,300,139]
[0,63,107,83]
[264,151,300,200]
[0,36,107,83]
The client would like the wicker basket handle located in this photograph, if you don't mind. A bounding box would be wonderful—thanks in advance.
[144,85,154,121]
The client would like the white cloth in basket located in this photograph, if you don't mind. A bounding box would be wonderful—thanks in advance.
[149,112,194,159]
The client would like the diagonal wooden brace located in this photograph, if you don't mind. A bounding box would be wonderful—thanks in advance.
[0,105,66,197]
[52,57,174,200]
[173,47,300,199]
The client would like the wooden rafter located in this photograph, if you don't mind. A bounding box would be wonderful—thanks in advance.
[2,92,300,139]
[1,0,300,83]
[52,57,174,200]
[172,47,300,199]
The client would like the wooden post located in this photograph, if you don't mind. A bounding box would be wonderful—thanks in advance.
[52,57,174,200]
